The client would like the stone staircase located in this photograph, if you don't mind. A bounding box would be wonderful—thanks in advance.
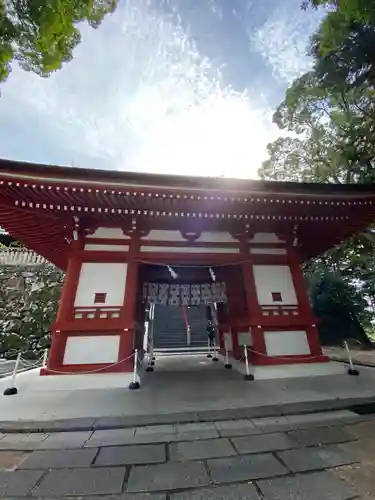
[153,305,208,353]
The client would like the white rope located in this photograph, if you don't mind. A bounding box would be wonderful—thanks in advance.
[136,258,252,268]
[45,352,135,375]
[246,346,324,362]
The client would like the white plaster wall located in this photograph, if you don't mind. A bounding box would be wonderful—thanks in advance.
[224,332,233,351]
[253,265,297,305]
[84,244,129,251]
[140,246,239,254]
[63,335,120,365]
[250,248,287,255]
[196,232,237,243]
[264,330,310,356]
[87,228,130,239]
[238,331,253,346]
[74,263,127,307]
[142,230,185,241]
[249,233,283,243]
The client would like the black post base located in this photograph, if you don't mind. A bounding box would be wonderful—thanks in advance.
[244,374,254,381]
[212,357,219,362]
[348,368,360,376]
[129,381,140,390]
[150,361,155,366]
[224,363,232,369]
[145,366,154,372]
[207,354,212,358]
[152,357,156,361]
[3,387,18,396]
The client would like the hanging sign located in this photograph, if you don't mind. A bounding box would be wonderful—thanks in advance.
[142,282,227,306]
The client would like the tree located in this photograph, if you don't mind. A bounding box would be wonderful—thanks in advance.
[0,0,117,83]
[303,0,375,91]
[0,264,64,358]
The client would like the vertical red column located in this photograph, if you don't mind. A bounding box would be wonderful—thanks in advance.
[46,240,83,372]
[118,235,140,367]
[289,254,323,356]
[242,261,267,364]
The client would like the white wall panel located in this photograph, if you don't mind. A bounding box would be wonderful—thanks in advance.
[253,265,297,305]
[249,233,283,243]
[238,331,253,346]
[84,244,129,251]
[264,330,310,356]
[87,228,130,239]
[74,263,127,307]
[63,335,120,365]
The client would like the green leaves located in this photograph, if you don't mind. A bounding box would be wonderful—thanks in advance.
[0,0,118,83]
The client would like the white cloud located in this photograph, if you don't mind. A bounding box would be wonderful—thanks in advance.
[251,5,325,84]
[0,0,292,178]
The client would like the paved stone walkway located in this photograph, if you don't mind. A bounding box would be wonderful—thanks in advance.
[0,409,370,499]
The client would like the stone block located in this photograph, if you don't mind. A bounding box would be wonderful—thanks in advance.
[19,448,97,469]
[170,438,236,461]
[85,428,136,447]
[171,483,260,500]
[95,444,166,466]
[127,461,209,492]
[257,470,356,499]
[0,433,48,451]
[135,425,176,436]
[175,430,219,441]
[277,444,358,473]
[288,427,355,447]
[208,453,288,484]
[0,451,30,471]
[215,419,260,437]
[36,431,93,449]
[0,469,44,496]
[32,467,127,497]
[231,432,297,455]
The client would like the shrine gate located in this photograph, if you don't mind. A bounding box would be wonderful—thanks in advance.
[1,158,375,380]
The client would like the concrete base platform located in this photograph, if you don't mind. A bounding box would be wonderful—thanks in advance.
[0,354,374,430]
[223,355,345,379]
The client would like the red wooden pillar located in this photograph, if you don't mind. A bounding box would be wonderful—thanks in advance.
[119,235,140,368]
[289,254,323,356]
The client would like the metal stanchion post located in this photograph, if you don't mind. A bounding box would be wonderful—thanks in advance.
[212,340,218,362]
[3,353,22,395]
[243,345,254,381]
[42,348,48,369]
[207,339,212,358]
[224,348,232,369]
[129,349,140,389]
[344,340,359,376]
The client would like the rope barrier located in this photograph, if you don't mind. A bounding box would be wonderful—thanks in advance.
[245,346,325,362]
[136,258,253,268]
[45,352,135,375]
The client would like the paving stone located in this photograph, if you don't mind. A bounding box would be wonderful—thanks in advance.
[95,444,166,466]
[171,483,261,500]
[0,451,30,470]
[19,448,98,469]
[0,469,44,496]
[17,495,166,500]
[257,470,356,499]
[86,428,136,447]
[0,433,48,450]
[135,425,176,436]
[37,417,96,432]
[177,422,217,433]
[215,419,261,437]
[231,432,297,455]
[170,438,236,461]
[208,453,288,484]
[32,467,127,497]
[36,431,93,449]
[288,427,355,447]
[127,461,209,492]
[175,430,219,441]
[132,434,175,444]
[277,444,358,473]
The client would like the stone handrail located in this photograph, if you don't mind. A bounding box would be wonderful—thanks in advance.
[0,248,50,266]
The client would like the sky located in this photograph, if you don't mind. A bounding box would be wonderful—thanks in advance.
[0,0,325,179]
